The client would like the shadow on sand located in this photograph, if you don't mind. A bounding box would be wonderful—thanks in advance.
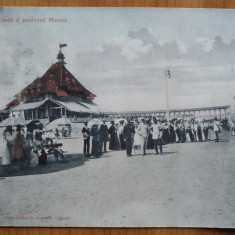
[0,153,88,178]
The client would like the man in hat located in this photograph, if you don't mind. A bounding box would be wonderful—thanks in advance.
[123,118,135,157]
[137,118,149,156]
[82,122,90,156]
[99,119,109,153]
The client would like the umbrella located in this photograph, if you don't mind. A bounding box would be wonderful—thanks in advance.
[0,116,26,127]
[46,117,72,131]
[26,120,43,133]
[50,117,72,125]
[87,119,103,128]
[115,118,127,124]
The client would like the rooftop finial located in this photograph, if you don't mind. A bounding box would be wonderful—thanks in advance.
[57,43,67,66]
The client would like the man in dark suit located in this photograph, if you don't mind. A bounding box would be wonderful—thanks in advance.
[99,120,109,153]
[123,119,135,157]
[82,122,90,156]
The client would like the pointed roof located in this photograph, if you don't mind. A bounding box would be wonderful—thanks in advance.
[8,51,96,106]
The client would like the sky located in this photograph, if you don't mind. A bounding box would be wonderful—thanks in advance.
[0,7,235,112]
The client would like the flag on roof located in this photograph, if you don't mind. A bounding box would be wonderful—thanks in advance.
[60,43,67,48]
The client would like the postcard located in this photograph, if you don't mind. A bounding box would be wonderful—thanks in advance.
[0,7,234,228]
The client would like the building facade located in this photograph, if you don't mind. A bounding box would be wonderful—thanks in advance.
[5,49,109,122]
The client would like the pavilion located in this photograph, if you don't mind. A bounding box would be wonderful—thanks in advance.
[5,48,109,122]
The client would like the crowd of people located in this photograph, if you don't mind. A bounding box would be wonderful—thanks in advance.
[0,116,226,167]
[1,122,63,167]
[82,116,223,158]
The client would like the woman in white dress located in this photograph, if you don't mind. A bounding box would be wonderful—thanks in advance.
[2,126,15,165]
[133,121,141,149]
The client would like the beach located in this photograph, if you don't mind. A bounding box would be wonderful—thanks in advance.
[0,130,234,227]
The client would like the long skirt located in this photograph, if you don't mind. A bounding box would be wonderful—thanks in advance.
[91,136,101,157]
[134,133,141,147]
[170,129,176,143]
[114,133,120,150]
[147,134,154,149]
[109,134,115,150]
[162,129,171,144]
[2,143,14,165]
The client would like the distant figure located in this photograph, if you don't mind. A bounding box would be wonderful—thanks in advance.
[213,117,220,142]
[82,122,90,156]
[2,126,15,165]
[151,119,163,155]
[123,119,135,157]
[137,119,149,156]
[99,120,109,153]
[161,120,171,144]
[169,121,176,143]
[202,120,209,141]
[180,120,186,143]
[90,124,101,158]
[11,125,27,163]
[186,121,194,142]
[114,123,121,150]
[108,121,116,150]
[146,119,154,149]
[55,128,61,139]
[119,120,126,149]
[197,121,203,142]
[175,121,182,143]
[33,126,43,156]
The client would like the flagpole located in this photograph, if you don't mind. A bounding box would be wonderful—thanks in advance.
[165,69,171,120]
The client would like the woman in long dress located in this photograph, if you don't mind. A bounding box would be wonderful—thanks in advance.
[161,120,171,144]
[108,121,116,150]
[114,123,120,150]
[11,125,27,163]
[118,121,126,149]
[90,124,101,157]
[2,126,15,165]
[133,123,141,149]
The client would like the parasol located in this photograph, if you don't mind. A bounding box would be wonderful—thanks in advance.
[46,117,72,131]
[115,118,127,124]
[87,119,103,128]
[0,116,26,127]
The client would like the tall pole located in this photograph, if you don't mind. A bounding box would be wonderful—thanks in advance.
[165,69,171,120]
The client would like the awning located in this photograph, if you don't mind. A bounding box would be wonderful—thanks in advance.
[51,99,92,113]
[79,101,110,114]
[10,98,109,114]
[11,99,49,111]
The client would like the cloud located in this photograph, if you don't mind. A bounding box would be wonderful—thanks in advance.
[0,23,234,111]
[71,27,234,111]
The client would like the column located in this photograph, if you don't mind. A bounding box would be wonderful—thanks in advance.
[35,109,38,119]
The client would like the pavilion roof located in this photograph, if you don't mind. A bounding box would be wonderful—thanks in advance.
[13,63,96,102]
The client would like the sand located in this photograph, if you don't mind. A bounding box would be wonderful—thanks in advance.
[0,131,234,228]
